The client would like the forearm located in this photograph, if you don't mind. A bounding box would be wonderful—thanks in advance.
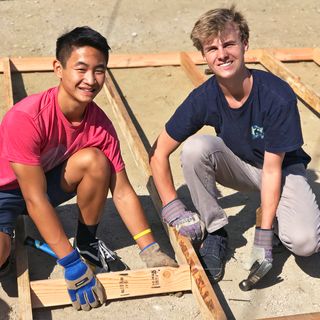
[150,153,177,206]
[113,188,155,249]
[26,199,73,258]
[260,169,282,229]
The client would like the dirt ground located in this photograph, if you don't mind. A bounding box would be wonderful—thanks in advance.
[0,1,320,319]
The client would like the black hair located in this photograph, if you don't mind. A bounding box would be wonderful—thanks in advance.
[56,26,111,67]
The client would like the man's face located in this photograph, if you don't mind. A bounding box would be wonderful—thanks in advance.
[202,23,248,80]
[55,46,107,107]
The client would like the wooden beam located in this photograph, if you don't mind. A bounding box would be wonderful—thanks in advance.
[0,48,316,72]
[31,265,190,308]
[2,57,14,108]
[2,58,33,320]
[313,48,320,66]
[258,312,320,320]
[104,70,227,320]
[180,52,207,87]
[259,50,320,114]
[15,217,33,320]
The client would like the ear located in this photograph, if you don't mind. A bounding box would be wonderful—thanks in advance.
[53,59,63,79]
[243,40,249,51]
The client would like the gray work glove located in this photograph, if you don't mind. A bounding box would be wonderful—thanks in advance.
[245,228,273,271]
[161,198,205,241]
[140,242,178,268]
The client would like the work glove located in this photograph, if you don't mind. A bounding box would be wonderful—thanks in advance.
[245,228,273,271]
[161,198,205,241]
[140,242,178,268]
[58,249,106,311]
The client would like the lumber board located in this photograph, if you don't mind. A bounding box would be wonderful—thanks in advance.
[15,217,33,320]
[104,70,227,320]
[313,48,320,66]
[259,50,320,114]
[2,58,33,320]
[0,48,316,72]
[2,57,14,109]
[258,312,320,320]
[30,265,190,308]
[180,52,207,87]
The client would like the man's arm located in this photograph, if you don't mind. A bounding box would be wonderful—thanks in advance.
[149,129,181,206]
[110,168,178,267]
[149,129,205,241]
[110,169,154,249]
[10,163,73,258]
[260,151,285,229]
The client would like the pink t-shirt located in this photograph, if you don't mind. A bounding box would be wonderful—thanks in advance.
[0,87,125,190]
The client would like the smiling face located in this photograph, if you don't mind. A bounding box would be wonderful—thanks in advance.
[202,22,248,81]
[54,45,107,111]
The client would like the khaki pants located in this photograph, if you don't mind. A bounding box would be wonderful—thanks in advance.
[180,135,320,256]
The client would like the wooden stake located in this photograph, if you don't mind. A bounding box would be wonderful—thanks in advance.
[15,217,33,320]
[0,48,316,72]
[259,50,320,114]
[2,57,14,111]
[180,52,207,87]
[30,265,191,308]
[313,48,320,66]
[258,311,320,320]
[1,57,33,320]
[104,70,227,320]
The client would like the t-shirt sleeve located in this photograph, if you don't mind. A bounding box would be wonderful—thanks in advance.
[1,110,41,164]
[165,90,209,142]
[102,121,125,173]
[263,98,304,153]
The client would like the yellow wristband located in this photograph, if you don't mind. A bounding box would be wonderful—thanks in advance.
[133,228,152,241]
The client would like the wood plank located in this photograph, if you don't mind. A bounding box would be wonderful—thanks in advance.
[258,312,320,320]
[2,59,33,320]
[2,57,14,108]
[313,48,320,66]
[259,50,320,114]
[0,48,315,72]
[31,265,191,308]
[104,70,227,320]
[15,217,33,320]
[180,52,207,87]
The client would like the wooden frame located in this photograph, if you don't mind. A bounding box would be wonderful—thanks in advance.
[1,48,319,320]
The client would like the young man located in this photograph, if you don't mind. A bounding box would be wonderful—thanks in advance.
[149,7,320,285]
[0,26,177,311]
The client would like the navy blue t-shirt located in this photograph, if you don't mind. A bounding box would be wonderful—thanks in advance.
[166,69,311,169]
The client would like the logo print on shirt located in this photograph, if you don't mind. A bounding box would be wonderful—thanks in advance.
[251,125,264,139]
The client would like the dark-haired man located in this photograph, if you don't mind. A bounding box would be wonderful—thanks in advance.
[149,7,320,285]
[0,26,177,311]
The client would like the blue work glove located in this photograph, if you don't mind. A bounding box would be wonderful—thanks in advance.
[58,250,106,311]
[245,228,273,270]
[161,198,205,241]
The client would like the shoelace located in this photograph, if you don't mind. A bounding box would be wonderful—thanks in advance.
[89,240,118,271]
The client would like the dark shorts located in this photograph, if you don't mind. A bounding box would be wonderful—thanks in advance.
[0,163,76,237]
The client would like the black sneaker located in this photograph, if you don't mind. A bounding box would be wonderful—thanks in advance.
[74,238,128,272]
[198,232,228,282]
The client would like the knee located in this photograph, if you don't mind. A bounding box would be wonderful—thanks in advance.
[181,135,224,166]
[79,148,109,173]
[280,229,318,256]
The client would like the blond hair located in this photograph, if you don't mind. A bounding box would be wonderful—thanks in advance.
[190,6,249,52]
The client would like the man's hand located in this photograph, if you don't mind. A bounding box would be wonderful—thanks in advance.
[161,198,205,241]
[140,242,178,267]
[58,250,106,311]
[245,228,273,270]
